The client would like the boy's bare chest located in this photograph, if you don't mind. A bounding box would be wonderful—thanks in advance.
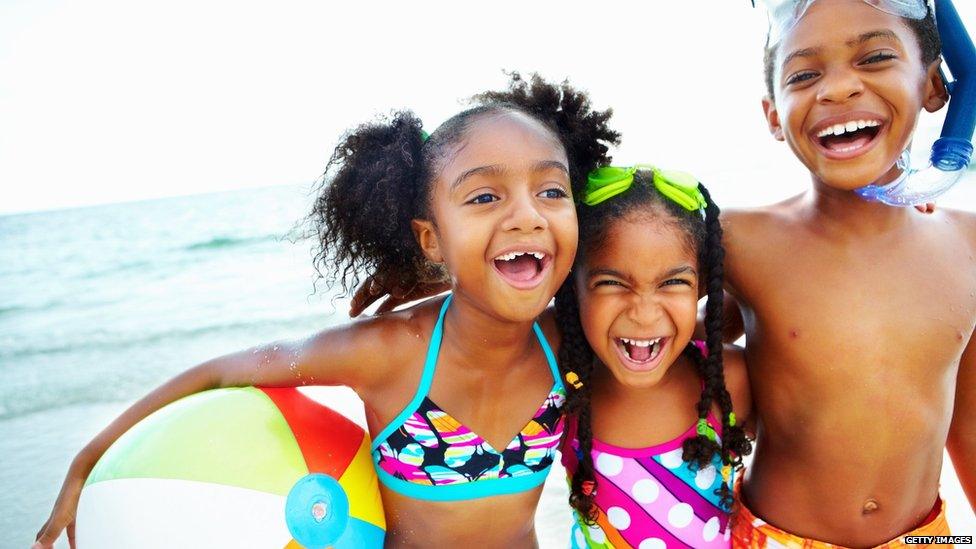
[734,229,976,382]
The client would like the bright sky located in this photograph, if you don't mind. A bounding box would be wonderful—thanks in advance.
[1,0,974,214]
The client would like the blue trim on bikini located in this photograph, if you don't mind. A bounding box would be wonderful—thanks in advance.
[375,467,551,501]
[370,295,452,451]
[371,294,561,452]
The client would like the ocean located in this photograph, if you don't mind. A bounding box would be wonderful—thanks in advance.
[2,182,974,548]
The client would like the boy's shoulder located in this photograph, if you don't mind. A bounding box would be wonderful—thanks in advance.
[720,198,806,255]
[940,207,976,238]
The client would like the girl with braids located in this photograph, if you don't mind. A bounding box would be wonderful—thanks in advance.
[33,73,618,548]
[557,166,753,548]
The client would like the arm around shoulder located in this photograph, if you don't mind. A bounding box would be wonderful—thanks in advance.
[722,344,753,436]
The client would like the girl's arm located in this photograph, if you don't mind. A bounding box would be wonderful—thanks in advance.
[946,326,976,511]
[722,344,754,437]
[694,291,745,344]
[33,315,401,549]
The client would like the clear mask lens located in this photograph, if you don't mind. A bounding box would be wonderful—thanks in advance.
[760,0,928,45]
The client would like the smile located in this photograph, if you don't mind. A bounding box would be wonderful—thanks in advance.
[613,336,668,373]
[491,249,552,290]
[809,114,887,160]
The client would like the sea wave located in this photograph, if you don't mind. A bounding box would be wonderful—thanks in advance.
[0,313,326,362]
[183,234,281,252]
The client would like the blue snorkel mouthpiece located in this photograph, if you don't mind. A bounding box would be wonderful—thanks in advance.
[856,0,976,206]
[755,0,976,206]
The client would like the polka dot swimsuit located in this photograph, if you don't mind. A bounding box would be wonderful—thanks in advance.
[562,412,733,548]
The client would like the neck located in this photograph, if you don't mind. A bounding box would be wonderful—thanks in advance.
[440,292,540,371]
[805,176,914,236]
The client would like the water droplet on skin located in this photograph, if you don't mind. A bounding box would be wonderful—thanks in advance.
[272,345,279,352]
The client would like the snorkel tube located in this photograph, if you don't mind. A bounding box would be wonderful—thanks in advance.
[855,0,976,206]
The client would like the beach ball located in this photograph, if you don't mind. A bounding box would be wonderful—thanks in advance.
[76,387,385,548]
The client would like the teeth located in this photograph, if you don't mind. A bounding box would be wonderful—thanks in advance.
[650,339,661,358]
[621,337,661,347]
[817,119,882,138]
[494,251,545,261]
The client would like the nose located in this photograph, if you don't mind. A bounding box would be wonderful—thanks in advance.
[816,67,864,104]
[625,293,663,326]
[501,191,547,233]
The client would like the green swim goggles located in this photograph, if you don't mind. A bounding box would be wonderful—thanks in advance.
[582,165,707,214]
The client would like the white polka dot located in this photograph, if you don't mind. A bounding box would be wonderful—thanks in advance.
[695,465,717,489]
[631,478,660,503]
[607,506,631,530]
[660,448,684,469]
[702,516,720,542]
[724,526,731,541]
[596,453,624,476]
[668,502,694,528]
[573,526,586,547]
[587,524,607,543]
[639,538,666,549]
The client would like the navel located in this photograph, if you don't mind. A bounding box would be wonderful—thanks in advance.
[862,498,880,514]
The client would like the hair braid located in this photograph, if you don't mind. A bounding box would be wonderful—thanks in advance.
[555,279,599,523]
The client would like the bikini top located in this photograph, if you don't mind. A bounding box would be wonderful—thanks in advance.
[562,387,733,548]
[370,295,566,501]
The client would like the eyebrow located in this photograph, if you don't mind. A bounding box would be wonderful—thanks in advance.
[450,160,569,191]
[846,29,900,48]
[586,265,697,281]
[782,29,901,69]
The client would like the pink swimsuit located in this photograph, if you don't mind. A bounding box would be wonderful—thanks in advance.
[563,412,733,548]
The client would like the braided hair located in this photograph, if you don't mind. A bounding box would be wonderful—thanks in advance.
[556,170,751,521]
[306,73,620,297]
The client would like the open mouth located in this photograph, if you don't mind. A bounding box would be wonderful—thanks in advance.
[491,250,552,290]
[614,336,668,372]
[812,118,885,159]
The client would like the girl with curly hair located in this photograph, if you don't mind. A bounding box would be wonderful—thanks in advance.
[33,73,619,547]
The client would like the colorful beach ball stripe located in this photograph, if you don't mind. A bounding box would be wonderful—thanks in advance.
[77,387,385,548]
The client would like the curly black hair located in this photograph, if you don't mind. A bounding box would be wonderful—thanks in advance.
[555,170,752,521]
[762,2,942,99]
[306,73,620,297]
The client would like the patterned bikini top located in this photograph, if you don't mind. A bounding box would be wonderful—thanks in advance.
[562,410,734,549]
[370,295,566,501]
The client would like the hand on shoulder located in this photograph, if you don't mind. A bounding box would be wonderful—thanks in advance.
[721,344,753,435]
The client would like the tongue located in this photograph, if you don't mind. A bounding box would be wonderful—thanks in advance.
[822,132,872,152]
[625,342,652,361]
[495,255,539,281]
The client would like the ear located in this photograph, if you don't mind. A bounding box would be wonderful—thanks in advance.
[922,58,949,113]
[411,218,443,263]
[762,96,785,141]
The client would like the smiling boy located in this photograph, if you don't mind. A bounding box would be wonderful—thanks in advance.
[724,0,976,546]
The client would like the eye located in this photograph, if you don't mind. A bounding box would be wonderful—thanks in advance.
[785,71,818,86]
[860,52,897,65]
[662,278,693,288]
[538,187,569,200]
[594,279,623,288]
[467,193,498,205]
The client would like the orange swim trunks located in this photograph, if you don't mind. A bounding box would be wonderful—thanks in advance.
[731,483,950,549]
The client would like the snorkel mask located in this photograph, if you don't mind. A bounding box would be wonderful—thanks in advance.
[754,0,976,206]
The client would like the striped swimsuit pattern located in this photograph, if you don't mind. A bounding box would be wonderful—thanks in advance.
[563,414,733,549]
